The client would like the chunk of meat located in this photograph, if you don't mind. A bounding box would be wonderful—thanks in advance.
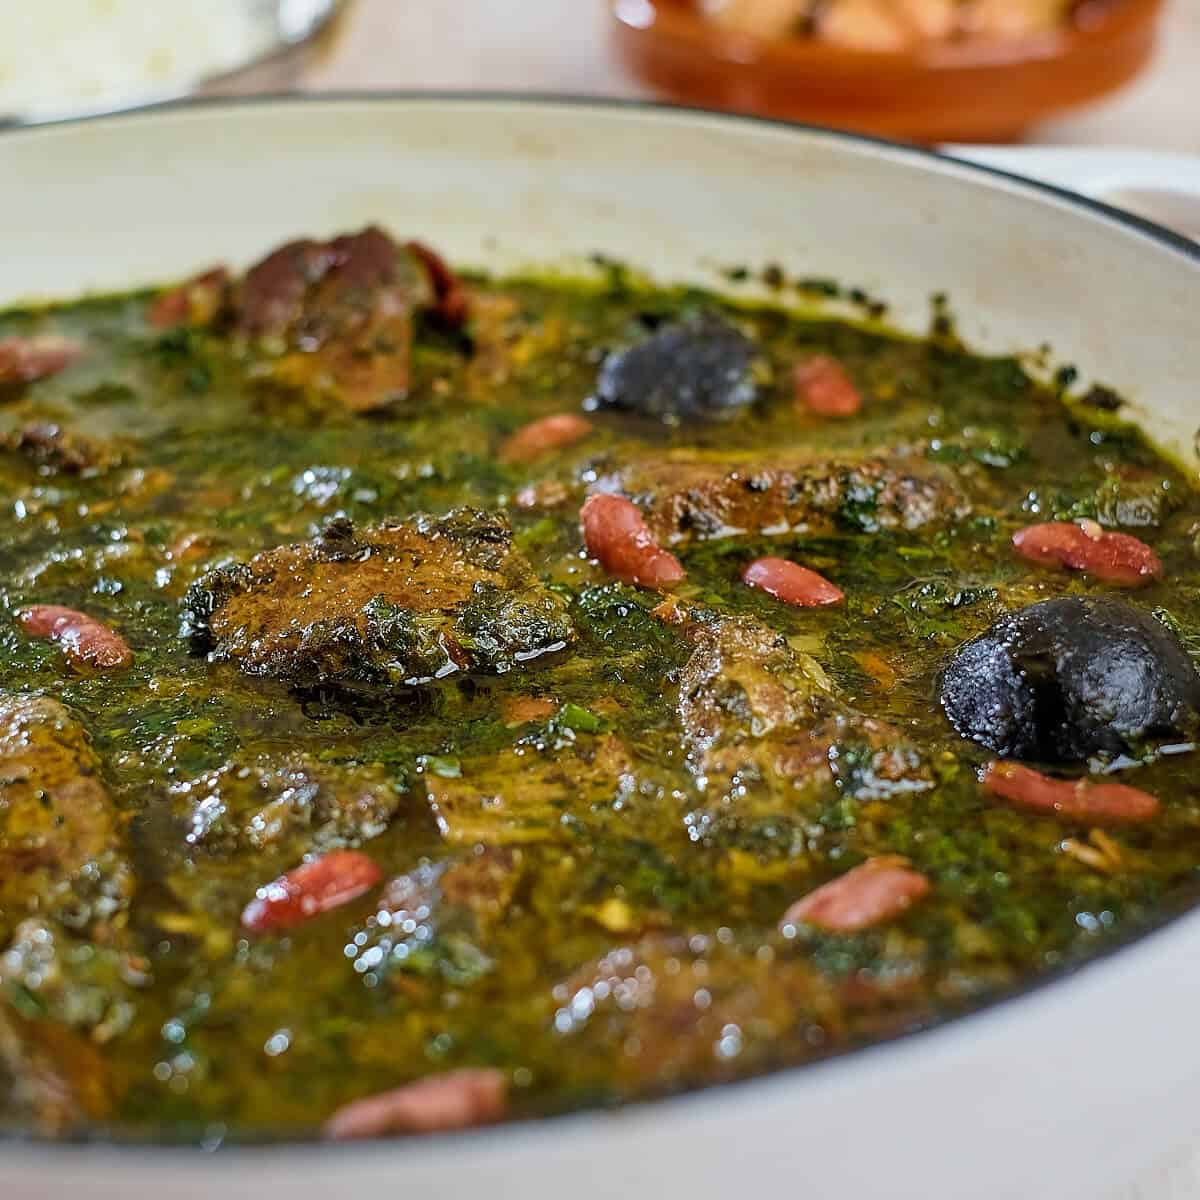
[1,422,120,474]
[18,605,133,670]
[241,850,383,933]
[780,857,930,933]
[981,762,1160,825]
[591,317,765,424]
[678,618,832,757]
[793,355,862,418]
[323,1068,507,1140]
[370,848,524,959]
[615,450,970,546]
[0,335,81,386]
[232,226,434,413]
[182,509,574,689]
[678,617,931,828]
[0,696,128,937]
[553,934,841,1092]
[427,736,635,845]
[499,413,593,464]
[169,755,405,856]
[146,266,229,330]
[1092,469,1179,530]
[742,557,844,606]
[1012,520,1163,586]
[2,917,148,1040]
[438,847,525,921]
[0,1003,113,1133]
[581,493,686,589]
[941,597,1200,762]
[349,850,523,993]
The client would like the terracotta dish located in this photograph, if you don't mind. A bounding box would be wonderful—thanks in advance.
[611,0,1166,142]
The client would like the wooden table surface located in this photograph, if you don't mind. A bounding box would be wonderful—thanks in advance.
[303,0,1200,153]
[302,4,1197,1195]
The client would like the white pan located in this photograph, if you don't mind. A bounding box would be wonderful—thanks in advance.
[1,96,1198,1200]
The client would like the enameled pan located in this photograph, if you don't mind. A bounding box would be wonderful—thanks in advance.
[1,95,1198,1200]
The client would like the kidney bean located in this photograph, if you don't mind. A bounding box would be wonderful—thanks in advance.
[18,605,132,670]
[581,493,686,589]
[742,556,844,607]
[147,266,229,329]
[982,761,1159,825]
[1012,520,1162,586]
[780,856,930,933]
[0,336,81,385]
[241,850,383,933]
[323,1068,507,1140]
[499,414,593,464]
[793,354,862,418]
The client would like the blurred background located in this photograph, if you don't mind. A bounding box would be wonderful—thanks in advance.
[2,0,1196,149]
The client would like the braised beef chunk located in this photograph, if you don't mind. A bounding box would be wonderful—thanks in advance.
[425,736,634,846]
[591,317,765,423]
[553,934,840,1092]
[232,226,434,413]
[617,451,970,545]
[182,509,574,689]
[677,617,931,828]
[2,917,146,1040]
[0,696,128,938]
[941,598,1200,762]
[1,422,120,474]
[678,617,833,754]
[169,755,406,857]
[0,1003,113,1133]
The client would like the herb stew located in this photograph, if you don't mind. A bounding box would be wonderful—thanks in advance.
[1,229,1198,1141]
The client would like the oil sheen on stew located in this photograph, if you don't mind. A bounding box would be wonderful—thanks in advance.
[1,227,1198,1141]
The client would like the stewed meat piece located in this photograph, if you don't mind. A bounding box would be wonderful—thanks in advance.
[182,509,574,690]
[0,695,127,937]
[231,227,436,413]
[613,450,970,546]
[170,754,407,857]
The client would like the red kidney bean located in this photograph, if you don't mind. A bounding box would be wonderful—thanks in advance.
[793,354,862,417]
[241,850,383,933]
[0,336,81,385]
[18,605,132,670]
[1012,520,1162,586]
[323,1068,508,1140]
[982,761,1159,825]
[499,414,593,464]
[780,856,930,933]
[742,556,844,607]
[581,493,685,589]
